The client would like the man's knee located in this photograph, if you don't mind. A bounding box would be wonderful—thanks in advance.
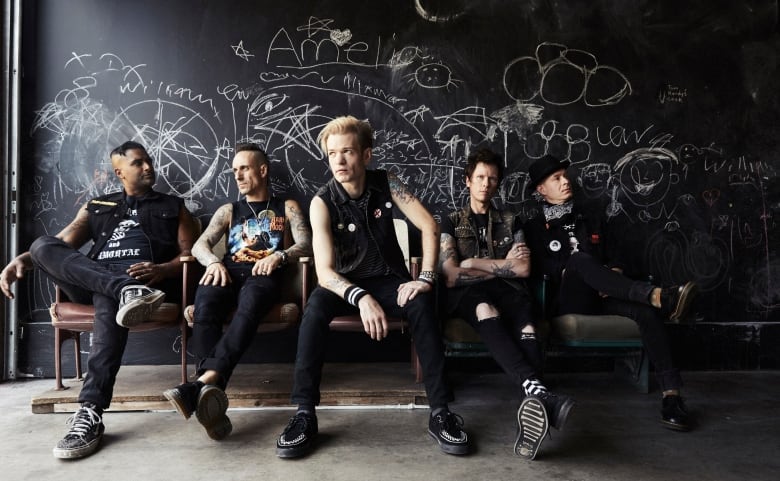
[29,235,62,263]
[475,302,499,321]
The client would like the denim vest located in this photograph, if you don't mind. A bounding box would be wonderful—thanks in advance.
[317,170,409,281]
[448,206,516,261]
[85,190,183,263]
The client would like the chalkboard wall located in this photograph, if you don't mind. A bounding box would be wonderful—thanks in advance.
[16,0,780,376]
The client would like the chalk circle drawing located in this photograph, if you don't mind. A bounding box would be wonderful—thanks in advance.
[414,0,466,23]
[644,227,729,292]
[503,42,632,107]
[109,99,224,200]
[614,147,679,208]
[748,259,780,310]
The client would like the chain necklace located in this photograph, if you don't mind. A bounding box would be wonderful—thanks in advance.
[245,197,272,220]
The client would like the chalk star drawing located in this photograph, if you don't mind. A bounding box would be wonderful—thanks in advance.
[232,41,255,62]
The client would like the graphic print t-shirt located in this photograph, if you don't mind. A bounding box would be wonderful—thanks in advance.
[224,198,286,272]
[95,197,153,267]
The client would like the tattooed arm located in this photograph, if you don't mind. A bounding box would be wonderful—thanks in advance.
[2,202,92,299]
[192,203,232,286]
[439,233,497,288]
[282,199,312,261]
[388,172,439,275]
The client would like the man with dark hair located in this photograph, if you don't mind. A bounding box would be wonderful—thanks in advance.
[440,147,574,460]
[275,116,470,458]
[163,143,311,440]
[523,154,697,431]
[1,141,197,459]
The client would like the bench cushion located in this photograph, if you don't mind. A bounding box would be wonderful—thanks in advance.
[551,314,640,342]
[50,302,182,332]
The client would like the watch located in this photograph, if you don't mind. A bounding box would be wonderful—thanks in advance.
[275,249,289,265]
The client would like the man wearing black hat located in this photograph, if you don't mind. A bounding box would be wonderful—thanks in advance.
[522,154,696,431]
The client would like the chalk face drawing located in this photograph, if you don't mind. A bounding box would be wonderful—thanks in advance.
[21,4,779,326]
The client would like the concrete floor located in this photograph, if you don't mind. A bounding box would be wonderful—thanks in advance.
[1,368,779,481]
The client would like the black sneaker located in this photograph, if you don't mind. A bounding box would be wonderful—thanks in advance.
[163,381,203,419]
[276,411,318,458]
[514,396,548,460]
[52,404,105,459]
[196,385,232,440]
[661,395,691,431]
[428,410,469,455]
[116,285,165,327]
[660,282,698,322]
[535,391,575,430]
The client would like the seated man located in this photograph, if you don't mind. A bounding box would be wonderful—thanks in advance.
[163,143,311,440]
[275,116,470,458]
[440,148,574,460]
[523,154,697,431]
[0,141,196,459]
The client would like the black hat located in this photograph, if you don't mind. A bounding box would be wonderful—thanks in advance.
[527,155,570,192]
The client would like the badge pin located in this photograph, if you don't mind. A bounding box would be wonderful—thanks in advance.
[337,223,344,230]
[348,223,356,232]
[374,208,382,218]
[549,240,561,252]
[385,202,392,208]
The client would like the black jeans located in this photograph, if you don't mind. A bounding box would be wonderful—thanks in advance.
[449,279,540,388]
[291,275,453,408]
[29,236,179,409]
[190,268,281,387]
[557,252,682,391]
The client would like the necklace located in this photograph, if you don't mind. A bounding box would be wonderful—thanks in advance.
[246,197,272,220]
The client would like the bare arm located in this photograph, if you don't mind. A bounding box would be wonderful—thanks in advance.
[191,203,232,286]
[387,172,438,274]
[460,246,530,278]
[282,199,312,261]
[439,233,497,288]
[192,203,232,266]
[1,202,92,299]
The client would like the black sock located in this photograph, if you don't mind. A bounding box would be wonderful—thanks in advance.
[297,404,316,416]
[431,405,448,418]
[518,331,545,374]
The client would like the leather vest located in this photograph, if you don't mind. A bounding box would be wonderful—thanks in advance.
[85,190,183,263]
[317,169,409,280]
[448,206,516,261]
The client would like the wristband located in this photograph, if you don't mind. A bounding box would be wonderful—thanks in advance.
[344,285,368,306]
[418,270,437,283]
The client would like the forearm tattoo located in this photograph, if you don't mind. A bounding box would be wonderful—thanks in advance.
[491,261,515,278]
[453,271,489,286]
[285,202,313,259]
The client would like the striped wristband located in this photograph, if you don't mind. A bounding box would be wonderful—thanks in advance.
[344,285,368,306]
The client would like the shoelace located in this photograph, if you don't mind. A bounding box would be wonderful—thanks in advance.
[65,406,101,438]
[285,413,311,436]
[439,412,466,440]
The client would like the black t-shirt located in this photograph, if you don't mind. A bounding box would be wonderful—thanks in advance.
[95,195,152,267]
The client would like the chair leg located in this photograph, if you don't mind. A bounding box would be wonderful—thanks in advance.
[54,327,65,391]
[73,332,83,381]
[180,324,188,384]
[410,342,423,383]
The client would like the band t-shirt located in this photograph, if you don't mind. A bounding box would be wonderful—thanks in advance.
[224,197,286,273]
[95,196,152,267]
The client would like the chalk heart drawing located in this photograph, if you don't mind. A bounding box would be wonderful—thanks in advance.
[330,29,352,46]
[702,189,720,207]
